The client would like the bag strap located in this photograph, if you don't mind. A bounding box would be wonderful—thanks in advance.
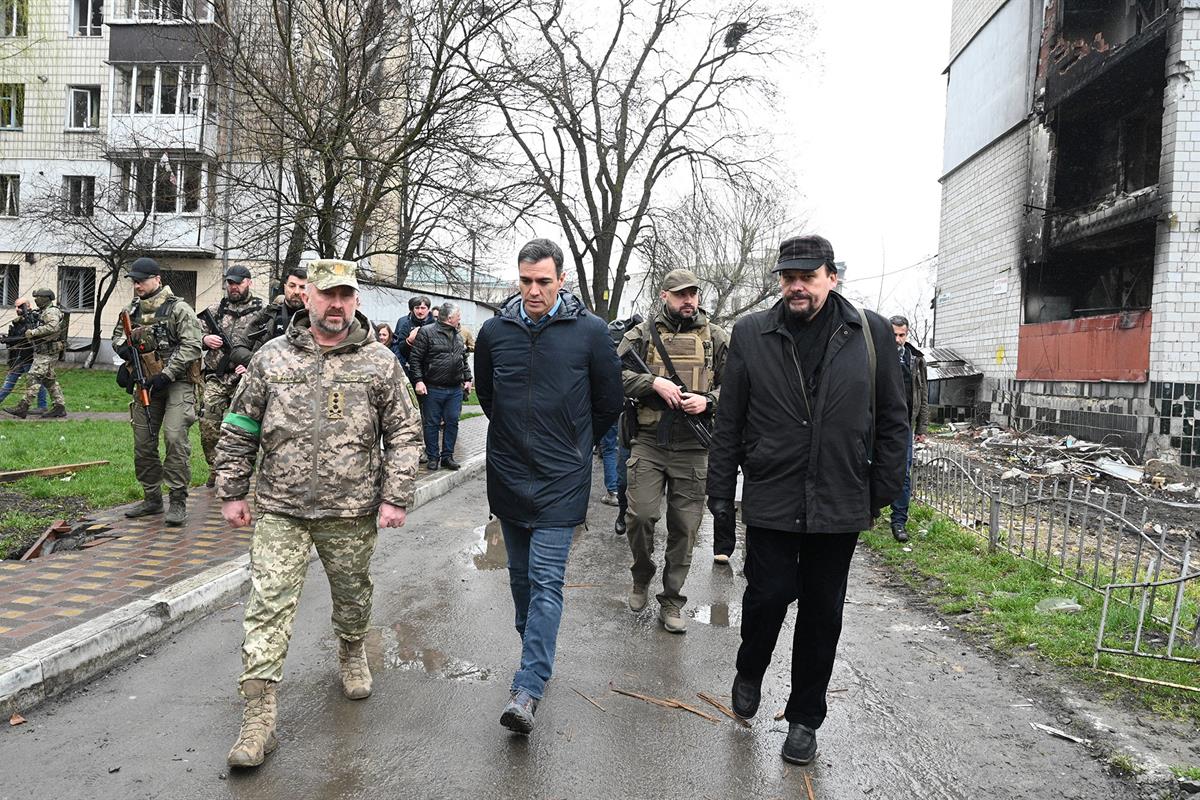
[857,306,877,459]
[648,319,685,389]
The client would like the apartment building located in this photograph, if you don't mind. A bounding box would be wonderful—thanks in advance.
[938,0,1200,466]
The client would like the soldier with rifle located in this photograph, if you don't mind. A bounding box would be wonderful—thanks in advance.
[3,288,68,419]
[111,257,204,526]
[229,265,307,365]
[0,298,49,411]
[198,265,264,486]
[616,269,729,634]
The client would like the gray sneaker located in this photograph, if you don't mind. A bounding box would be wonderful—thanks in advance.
[628,584,648,612]
[659,605,687,634]
[599,491,619,507]
[500,689,538,734]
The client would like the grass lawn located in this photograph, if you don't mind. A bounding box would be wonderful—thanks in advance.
[864,504,1200,726]
[0,419,210,558]
[0,366,128,412]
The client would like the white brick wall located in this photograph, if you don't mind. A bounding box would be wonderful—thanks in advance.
[1151,7,1200,382]
[935,125,1027,381]
[949,0,1011,63]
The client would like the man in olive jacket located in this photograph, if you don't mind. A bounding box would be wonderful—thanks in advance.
[214,259,421,769]
[706,234,908,766]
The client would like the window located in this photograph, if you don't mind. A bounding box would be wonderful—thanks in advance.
[64,176,95,216]
[0,265,17,306]
[1,0,27,37]
[58,266,96,311]
[0,174,17,216]
[131,0,185,21]
[67,86,101,130]
[116,64,204,115]
[120,157,204,214]
[0,83,23,129]
[160,269,195,306]
[71,0,102,35]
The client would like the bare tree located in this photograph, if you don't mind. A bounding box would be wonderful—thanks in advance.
[634,181,803,324]
[478,0,801,318]
[202,0,531,288]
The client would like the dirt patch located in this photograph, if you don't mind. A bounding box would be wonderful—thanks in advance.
[0,489,94,560]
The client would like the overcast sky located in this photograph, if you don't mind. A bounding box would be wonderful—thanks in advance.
[775,0,952,317]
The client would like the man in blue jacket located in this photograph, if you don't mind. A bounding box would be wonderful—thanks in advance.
[474,238,623,735]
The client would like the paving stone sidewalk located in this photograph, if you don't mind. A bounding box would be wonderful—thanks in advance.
[0,415,488,661]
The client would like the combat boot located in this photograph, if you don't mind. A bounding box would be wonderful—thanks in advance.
[227,679,278,768]
[124,490,163,518]
[2,400,29,419]
[42,403,67,419]
[164,490,188,526]
[338,637,372,699]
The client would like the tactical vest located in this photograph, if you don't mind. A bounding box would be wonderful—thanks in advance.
[130,292,181,365]
[30,305,67,356]
[642,323,714,393]
[204,294,264,373]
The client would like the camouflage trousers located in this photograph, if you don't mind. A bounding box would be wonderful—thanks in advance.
[131,380,198,494]
[240,512,379,684]
[199,376,239,468]
[624,442,707,611]
[22,352,65,406]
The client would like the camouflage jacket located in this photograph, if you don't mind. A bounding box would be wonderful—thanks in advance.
[229,294,302,368]
[200,293,264,381]
[26,305,65,356]
[618,307,729,449]
[110,286,204,382]
[213,309,422,518]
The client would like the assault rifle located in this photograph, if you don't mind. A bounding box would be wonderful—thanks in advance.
[197,308,233,376]
[622,348,713,449]
[119,310,154,427]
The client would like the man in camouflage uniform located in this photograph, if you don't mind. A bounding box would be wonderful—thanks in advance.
[198,265,264,486]
[110,257,204,526]
[214,259,421,769]
[3,288,67,419]
[229,265,307,365]
[618,269,728,634]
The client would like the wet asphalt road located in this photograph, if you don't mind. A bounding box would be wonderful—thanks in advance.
[2,472,1134,799]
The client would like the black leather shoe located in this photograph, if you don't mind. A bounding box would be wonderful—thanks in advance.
[427,461,440,472]
[891,523,909,543]
[441,457,461,470]
[781,722,817,765]
[731,673,760,719]
[614,515,626,536]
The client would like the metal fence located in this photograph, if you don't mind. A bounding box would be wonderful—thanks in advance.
[911,443,1200,676]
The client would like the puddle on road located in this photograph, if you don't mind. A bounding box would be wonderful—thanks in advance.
[471,518,508,571]
[689,602,740,627]
[358,625,492,682]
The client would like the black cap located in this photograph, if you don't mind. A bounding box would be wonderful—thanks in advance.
[225,264,252,282]
[773,235,835,273]
[127,256,161,280]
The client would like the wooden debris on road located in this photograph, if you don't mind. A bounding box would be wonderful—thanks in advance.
[0,461,109,483]
[9,713,26,726]
[570,686,607,712]
[803,771,816,800]
[609,685,718,723]
[1029,722,1088,744]
[696,691,751,727]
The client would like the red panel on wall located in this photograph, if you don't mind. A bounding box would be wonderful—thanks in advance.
[1016,311,1151,382]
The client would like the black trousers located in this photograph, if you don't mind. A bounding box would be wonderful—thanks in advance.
[736,527,858,729]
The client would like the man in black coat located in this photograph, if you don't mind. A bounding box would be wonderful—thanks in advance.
[706,234,909,766]
[474,238,622,736]
[409,301,472,471]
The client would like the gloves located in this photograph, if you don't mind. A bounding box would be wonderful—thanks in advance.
[707,496,735,528]
[147,372,172,393]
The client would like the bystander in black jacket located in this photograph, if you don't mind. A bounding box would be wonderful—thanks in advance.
[409,319,472,388]
[393,310,436,372]
[706,291,910,534]
[475,291,623,528]
[5,314,35,368]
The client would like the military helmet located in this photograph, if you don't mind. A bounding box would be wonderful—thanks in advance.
[32,288,55,300]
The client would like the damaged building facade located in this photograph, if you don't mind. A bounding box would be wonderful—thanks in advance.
[938,0,1200,466]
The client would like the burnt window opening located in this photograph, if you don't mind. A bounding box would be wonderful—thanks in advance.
[1119,112,1160,192]
[1057,0,1165,52]
[1024,229,1153,324]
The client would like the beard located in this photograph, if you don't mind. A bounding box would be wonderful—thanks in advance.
[227,287,247,303]
[312,311,352,336]
[783,292,822,323]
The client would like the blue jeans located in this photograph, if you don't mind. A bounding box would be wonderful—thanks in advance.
[0,363,48,407]
[500,520,575,699]
[599,424,619,493]
[422,385,462,462]
[890,437,914,527]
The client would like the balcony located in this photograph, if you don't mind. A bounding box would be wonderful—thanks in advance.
[1017,310,1151,383]
[118,213,216,257]
[107,112,214,154]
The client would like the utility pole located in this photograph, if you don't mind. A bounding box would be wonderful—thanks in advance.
[469,230,477,301]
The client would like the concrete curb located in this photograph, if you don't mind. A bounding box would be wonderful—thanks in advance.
[0,451,487,716]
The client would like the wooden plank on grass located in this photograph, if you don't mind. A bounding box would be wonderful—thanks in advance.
[0,461,109,483]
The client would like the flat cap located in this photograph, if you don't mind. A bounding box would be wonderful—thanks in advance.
[308,259,359,292]
[661,268,701,293]
[224,264,252,282]
[126,256,161,280]
[773,235,835,273]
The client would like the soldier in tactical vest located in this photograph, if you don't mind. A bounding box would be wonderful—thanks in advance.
[111,257,204,526]
[617,269,729,634]
[229,265,307,366]
[3,288,68,419]
[198,265,265,486]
